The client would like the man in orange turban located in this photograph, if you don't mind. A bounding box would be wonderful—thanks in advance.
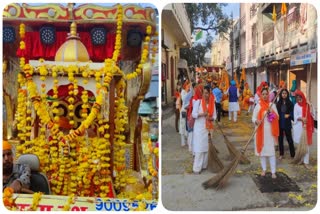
[3,140,31,193]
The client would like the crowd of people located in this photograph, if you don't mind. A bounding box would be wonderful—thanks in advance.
[174,74,315,176]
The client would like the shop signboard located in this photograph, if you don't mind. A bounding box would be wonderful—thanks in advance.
[290,49,317,66]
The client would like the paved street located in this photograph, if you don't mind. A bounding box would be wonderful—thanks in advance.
[161,105,317,211]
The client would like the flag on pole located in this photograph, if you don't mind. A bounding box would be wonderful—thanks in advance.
[272,4,277,23]
[240,67,246,82]
[234,72,239,88]
[281,3,288,32]
[281,3,287,16]
[195,29,203,41]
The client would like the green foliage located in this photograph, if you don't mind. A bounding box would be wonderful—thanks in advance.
[181,3,232,66]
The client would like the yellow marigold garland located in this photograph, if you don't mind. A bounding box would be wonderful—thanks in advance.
[28,192,43,211]
[3,187,17,210]
[62,194,75,211]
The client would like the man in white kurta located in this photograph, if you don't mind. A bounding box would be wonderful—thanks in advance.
[252,100,278,178]
[192,99,216,174]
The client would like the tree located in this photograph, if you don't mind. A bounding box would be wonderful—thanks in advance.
[181,3,232,67]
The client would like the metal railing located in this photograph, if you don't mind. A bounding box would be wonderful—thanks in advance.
[287,7,300,32]
[240,15,246,27]
[240,51,246,64]
[250,4,258,19]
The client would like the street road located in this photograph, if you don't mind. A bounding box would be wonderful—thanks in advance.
[161,106,317,211]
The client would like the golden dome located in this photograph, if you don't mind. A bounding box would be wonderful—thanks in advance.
[55,22,90,62]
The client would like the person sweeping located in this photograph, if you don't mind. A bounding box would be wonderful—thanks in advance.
[202,85,282,189]
[191,85,217,174]
[291,90,315,169]
[252,87,279,179]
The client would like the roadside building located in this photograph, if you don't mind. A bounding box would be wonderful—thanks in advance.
[162,3,192,105]
[257,3,317,107]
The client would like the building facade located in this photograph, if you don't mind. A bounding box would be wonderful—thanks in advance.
[162,3,192,105]
[258,3,317,106]
[235,3,317,110]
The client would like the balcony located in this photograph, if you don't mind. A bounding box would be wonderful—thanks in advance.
[263,23,274,45]
[240,14,246,34]
[250,4,258,19]
[233,20,240,40]
[240,51,246,64]
[287,6,300,32]
[249,45,256,60]
[163,4,192,47]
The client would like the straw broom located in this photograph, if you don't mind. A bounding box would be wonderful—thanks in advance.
[216,122,250,164]
[291,62,312,165]
[207,133,224,173]
[203,87,282,190]
[291,124,307,164]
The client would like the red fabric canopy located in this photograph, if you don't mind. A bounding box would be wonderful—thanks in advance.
[17,31,116,62]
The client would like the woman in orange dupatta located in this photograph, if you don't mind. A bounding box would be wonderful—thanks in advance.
[186,84,203,154]
[292,90,314,169]
[191,85,216,174]
[252,87,279,178]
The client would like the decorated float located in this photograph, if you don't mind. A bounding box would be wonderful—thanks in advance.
[3,3,158,211]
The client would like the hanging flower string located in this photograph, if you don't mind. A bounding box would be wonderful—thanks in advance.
[28,192,43,211]
[19,23,26,68]
[151,31,158,65]
[62,194,75,210]
[125,25,153,80]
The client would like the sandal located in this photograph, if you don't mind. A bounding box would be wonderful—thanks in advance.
[272,173,277,179]
[260,171,266,176]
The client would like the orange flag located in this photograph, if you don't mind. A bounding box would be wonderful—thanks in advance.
[281,3,287,16]
[240,67,246,82]
[234,72,239,88]
[281,3,288,32]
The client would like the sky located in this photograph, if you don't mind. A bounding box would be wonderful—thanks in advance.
[224,3,240,19]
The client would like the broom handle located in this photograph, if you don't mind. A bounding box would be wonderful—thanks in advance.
[240,84,284,154]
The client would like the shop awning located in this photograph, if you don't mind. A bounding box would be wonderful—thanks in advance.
[145,74,159,99]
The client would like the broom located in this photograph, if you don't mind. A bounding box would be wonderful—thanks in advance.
[291,125,307,164]
[208,133,224,173]
[291,62,312,165]
[203,86,282,190]
[216,122,250,164]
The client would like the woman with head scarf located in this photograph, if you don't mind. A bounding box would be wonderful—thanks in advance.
[186,84,203,153]
[225,80,240,122]
[252,87,279,178]
[276,89,295,159]
[191,85,216,174]
[292,90,315,169]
